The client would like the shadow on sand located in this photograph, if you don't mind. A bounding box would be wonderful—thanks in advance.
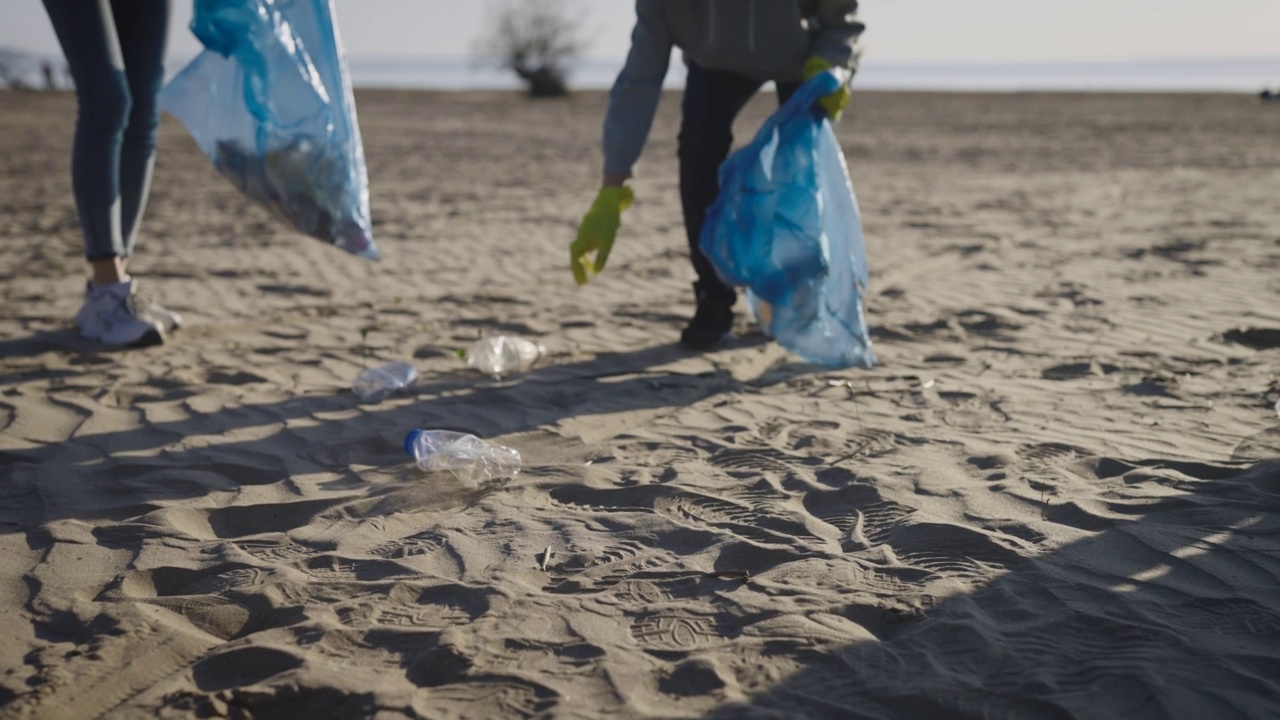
[1,329,786,528]
[699,455,1280,719]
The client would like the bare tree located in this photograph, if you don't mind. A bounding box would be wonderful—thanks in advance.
[476,0,587,98]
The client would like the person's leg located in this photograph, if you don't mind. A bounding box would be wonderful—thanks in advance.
[677,61,764,348]
[43,0,164,345]
[106,0,182,333]
[775,81,800,105]
[42,0,131,266]
[111,0,170,258]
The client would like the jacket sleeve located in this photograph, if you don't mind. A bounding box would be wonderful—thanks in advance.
[811,0,865,72]
[602,0,673,177]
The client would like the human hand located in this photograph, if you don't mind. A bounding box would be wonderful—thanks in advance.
[803,56,851,121]
[570,185,634,285]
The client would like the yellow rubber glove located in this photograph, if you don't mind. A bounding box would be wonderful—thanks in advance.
[570,185,634,286]
[803,56,851,121]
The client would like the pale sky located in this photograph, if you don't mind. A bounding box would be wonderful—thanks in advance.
[1,0,1276,65]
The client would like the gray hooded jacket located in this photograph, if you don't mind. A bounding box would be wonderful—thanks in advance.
[603,0,864,177]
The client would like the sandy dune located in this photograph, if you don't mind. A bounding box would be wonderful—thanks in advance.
[1,87,1278,718]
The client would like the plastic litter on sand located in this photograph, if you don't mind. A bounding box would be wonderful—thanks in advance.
[352,361,418,401]
[404,429,521,487]
[465,336,545,378]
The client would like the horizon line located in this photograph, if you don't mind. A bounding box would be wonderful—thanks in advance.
[3,45,1279,68]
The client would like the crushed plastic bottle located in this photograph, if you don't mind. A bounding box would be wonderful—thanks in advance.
[352,360,418,401]
[404,429,521,487]
[465,336,545,378]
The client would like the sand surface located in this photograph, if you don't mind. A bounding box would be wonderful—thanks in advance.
[2,87,1279,719]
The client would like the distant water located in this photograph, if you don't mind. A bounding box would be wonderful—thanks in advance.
[346,55,1280,93]
[4,48,1276,93]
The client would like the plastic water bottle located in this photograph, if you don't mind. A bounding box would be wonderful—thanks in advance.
[352,360,418,401]
[404,429,521,487]
[465,336,545,378]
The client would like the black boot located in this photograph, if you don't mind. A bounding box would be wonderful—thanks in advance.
[680,282,736,350]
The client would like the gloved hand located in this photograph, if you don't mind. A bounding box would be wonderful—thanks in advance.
[803,56,851,121]
[570,184,634,285]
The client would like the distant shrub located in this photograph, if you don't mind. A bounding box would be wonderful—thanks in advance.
[475,0,587,98]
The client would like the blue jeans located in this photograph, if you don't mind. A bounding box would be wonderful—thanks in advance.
[678,61,797,296]
[43,0,170,261]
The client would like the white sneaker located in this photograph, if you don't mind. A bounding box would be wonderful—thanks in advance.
[76,279,182,334]
[76,280,165,347]
[73,280,97,330]
[131,284,182,332]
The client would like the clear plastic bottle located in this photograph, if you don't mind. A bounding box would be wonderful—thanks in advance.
[465,336,545,378]
[404,429,521,487]
[352,360,418,401]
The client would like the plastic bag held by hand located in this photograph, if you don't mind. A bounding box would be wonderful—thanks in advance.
[404,429,521,487]
[803,56,852,120]
[352,360,417,401]
[160,0,377,259]
[466,336,545,378]
[698,70,875,368]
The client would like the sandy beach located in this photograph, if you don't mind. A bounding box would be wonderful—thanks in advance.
[1,87,1279,718]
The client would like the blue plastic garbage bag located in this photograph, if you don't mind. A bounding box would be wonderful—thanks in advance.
[699,71,874,367]
[160,0,377,259]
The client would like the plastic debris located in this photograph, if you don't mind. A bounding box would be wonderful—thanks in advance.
[352,360,418,401]
[404,429,522,487]
[465,336,545,378]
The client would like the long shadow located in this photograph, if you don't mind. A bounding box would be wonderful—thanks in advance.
[6,335,1279,716]
[701,456,1280,719]
[1,330,788,529]
[0,328,117,361]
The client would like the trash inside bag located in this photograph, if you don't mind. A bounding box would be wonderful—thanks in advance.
[699,71,874,368]
[404,429,522,487]
[160,0,377,259]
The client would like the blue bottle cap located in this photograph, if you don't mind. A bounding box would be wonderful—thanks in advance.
[404,429,424,456]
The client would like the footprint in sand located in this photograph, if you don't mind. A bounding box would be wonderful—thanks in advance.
[367,530,446,559]
[302,554,416,583]
[544,541,670,595]
[233,538,319,562]
[610,438,703,466]
[423,678,559,717]
[1177,597,1280,638]
[1232,427,1280,463]
[10,613,221,720]
[884,523,1028,584]
[607,578,691,606]
[98,565,267,640]
[1017,441,1093,475]
[630,612,731,653]
[335,583,491,630]
[802,483,917,547]
[709,446,815,479]
[653,489,823,548]
[485,638,605,675]
[934,390,1010,430]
